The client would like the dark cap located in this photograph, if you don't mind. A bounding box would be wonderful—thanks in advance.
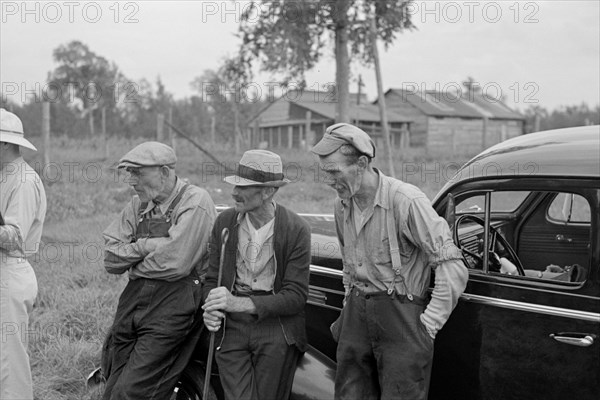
[311,123,376,158]
[118,142,177,169]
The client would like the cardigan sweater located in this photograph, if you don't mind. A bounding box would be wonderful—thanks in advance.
[203,203,312,351]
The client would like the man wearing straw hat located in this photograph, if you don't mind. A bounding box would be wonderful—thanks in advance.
[202,149,311,400]
[0,108,47,400]
[101,141,216,399]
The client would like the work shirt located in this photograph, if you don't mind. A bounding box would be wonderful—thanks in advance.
[335,169,468,337]
[103,178,216,281]
[0,157,47,263]
[234,208,276,293]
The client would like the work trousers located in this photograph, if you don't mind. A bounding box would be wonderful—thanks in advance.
[103,274,202,400]
[335,288,434,400]
[216,312,301,400]
[0,260,37,400]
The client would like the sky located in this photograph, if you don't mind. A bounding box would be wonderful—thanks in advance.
[1,0,599,112]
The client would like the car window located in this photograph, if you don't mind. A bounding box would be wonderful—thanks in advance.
[454,190,591,284]
[456,191,530,213]
[547,193,591,224]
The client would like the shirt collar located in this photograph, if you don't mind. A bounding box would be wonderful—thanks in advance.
[142,177,183,215]
[341,168,389,222]
[373,168,391,210]
[236,201,277,225]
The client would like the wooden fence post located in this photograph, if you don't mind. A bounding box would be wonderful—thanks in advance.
[102,107,109,159]
[210,116,216,144]
[305,111,313,150]
[482,116,488,150]
[42,102,50,166]
[169,108,176,151]
[157,113,165,142]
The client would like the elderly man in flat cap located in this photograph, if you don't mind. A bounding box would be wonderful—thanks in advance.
[0,109,46,400]
[312,123,468,400]
[202,149,311,400]
[101,141,216,400]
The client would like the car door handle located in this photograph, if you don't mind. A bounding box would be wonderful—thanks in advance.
[550,332,596,347]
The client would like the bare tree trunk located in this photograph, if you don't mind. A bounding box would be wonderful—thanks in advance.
[335,0,350,123]
[370,13,395,177]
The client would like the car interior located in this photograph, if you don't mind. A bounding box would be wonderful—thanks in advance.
[449,190,592,283]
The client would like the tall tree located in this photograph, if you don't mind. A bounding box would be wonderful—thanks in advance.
[232,0,414,123]
[49,41,123,136]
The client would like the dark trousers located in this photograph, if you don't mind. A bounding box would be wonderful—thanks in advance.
[216,312,301,400]
[335,288,434,400]
[103,275,202,400]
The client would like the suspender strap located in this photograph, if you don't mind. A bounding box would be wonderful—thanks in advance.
[136,183,190,221]
[137,201,149,220]
[386,180,414,300]
[164,183,190,221]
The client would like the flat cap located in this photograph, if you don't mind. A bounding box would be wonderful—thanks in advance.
[117,141,177,169]
[311,123,376,158]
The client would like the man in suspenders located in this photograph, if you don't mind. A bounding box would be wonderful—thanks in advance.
[102,142,216,400]
[312,124,468,400]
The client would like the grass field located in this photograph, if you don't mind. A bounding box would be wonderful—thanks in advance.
[19,135,469,399]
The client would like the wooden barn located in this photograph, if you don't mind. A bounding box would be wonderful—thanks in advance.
[382,89,525,155]
[247,90,412,150]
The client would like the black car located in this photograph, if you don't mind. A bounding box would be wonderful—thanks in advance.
[301,125,600,400]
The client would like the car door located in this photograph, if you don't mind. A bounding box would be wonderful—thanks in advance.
[430,179,600,400]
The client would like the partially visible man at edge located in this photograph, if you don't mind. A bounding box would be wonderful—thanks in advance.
[101,141,216,400]
[312,123,468,400]
[0,108,47,400]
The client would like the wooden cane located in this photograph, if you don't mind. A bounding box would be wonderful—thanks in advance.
[203,227,229,400]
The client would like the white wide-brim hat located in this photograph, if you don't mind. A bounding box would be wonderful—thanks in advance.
[0,108,37,151]
[224,149,290,187]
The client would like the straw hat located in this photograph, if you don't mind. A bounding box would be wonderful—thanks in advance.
[224,150,290,187]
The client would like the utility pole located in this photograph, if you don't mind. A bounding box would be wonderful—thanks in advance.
[370,8,395,177]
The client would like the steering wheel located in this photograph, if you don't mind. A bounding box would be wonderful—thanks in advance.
[453,214,525,276]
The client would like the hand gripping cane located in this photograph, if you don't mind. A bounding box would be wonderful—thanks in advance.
[203,228,229,400]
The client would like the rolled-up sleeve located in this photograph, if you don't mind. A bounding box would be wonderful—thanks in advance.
[406,197,464,265]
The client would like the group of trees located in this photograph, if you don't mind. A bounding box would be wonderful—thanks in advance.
[522,103,599,133]
[1,38,265,143]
